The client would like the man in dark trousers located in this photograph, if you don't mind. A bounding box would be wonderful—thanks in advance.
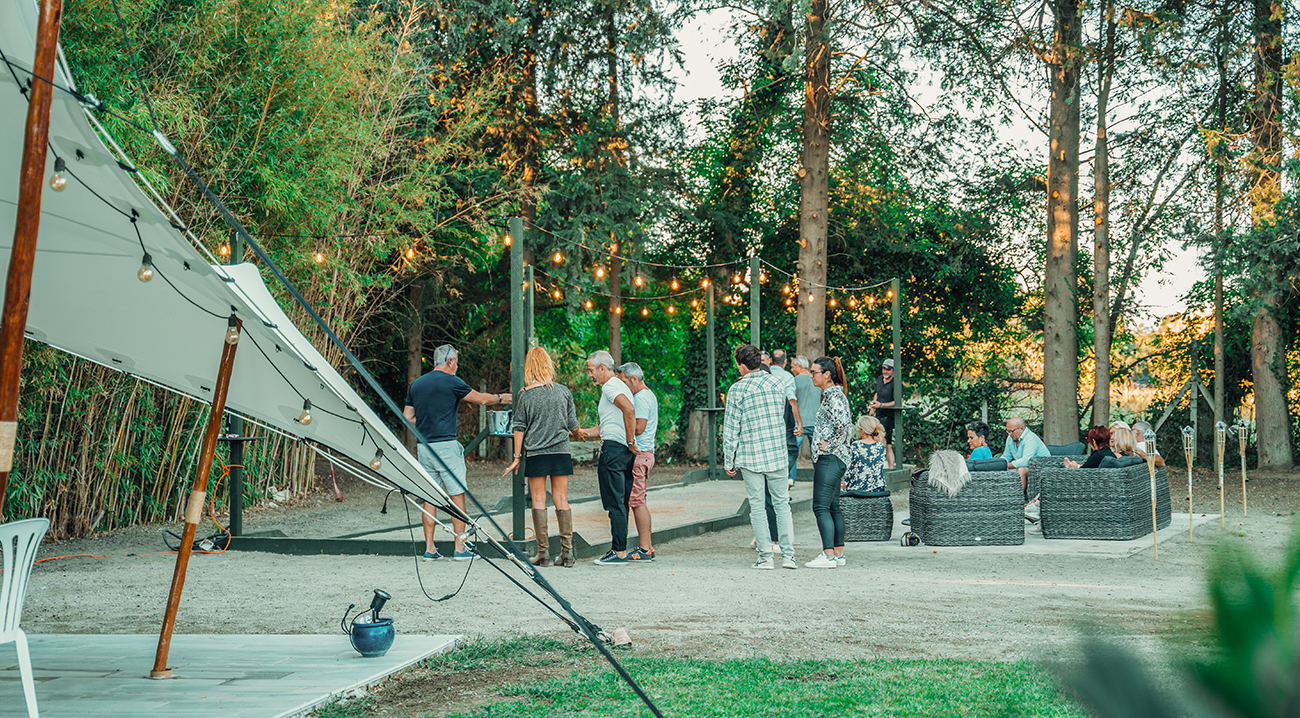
[870,358,902,469]
[404,345,511,561]
[573,350,638,566]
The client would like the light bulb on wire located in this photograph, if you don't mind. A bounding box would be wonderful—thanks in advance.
[829,297,837,307]
[298,399,313,425]
[808,293,815,303]
[782,285,790,294]
[405,245,415,260]
[701,278,709,288]
[668,305,676,314]
[49,157,68,192]
[849,297,857,308]
[137,253,154,283]
[596,267,605,279]
[691,299,698,308]
[369,449,384,471]
[615,305,623,315]
[634,275,643,287]
[641,307,649,317]
[224,315,240,345]
[553,290,562,300]
[218,242,230,257]
[314,249,324,264]
[553,251,563,264]
[584,299,593,310]
[670,279,679,290]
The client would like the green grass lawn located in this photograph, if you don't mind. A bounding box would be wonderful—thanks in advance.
[317,636,1088,718]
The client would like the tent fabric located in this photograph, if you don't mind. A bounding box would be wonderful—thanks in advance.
[0,0,447,508]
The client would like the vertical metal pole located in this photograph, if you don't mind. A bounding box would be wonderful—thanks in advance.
[478,381,487,460]
[1190,339,1199,469]
[749,257,760,348]
[706,284,717,479]
[509,218,525,542]
[152,317,240,678]
[0,0,65,518]
[891,278,902,460]
[226,230,244,536]
[526,264,536,349]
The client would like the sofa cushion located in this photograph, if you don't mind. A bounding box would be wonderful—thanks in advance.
[967,458,1010,472]
[1048,442,1086,456]
[1099,455,1145,469]
[842,489,890,499]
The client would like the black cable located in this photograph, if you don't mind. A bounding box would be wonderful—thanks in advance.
[402,492,473,603]
[107,0,162,133]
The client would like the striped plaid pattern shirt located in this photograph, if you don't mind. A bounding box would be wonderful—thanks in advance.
[722,370,790,474]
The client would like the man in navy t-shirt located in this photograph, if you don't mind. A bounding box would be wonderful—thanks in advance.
[404,345,511,560]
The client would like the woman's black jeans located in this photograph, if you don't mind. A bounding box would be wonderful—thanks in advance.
[812,455,846,551]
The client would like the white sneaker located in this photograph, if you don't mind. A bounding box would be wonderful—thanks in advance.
[782,556,798,569]
[805,553,837,569]
[835,555,846,567]
[770,542,779,554]
[752,556,775,570]
[1024,498,1041,521]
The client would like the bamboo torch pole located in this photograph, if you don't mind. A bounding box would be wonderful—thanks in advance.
[1214,421,1226,530]
[0,0,65,519]
[1147,453,1158,560]
[1237,419,1248,517]
[1182,426,1194,542]
[150,315,241,678]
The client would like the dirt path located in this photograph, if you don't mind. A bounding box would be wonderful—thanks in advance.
[24,466,1299,666]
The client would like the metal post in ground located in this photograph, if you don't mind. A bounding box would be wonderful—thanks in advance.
[227,230,245,536]
[891,277,902,461]
[706,283,717,478]
[509,217,525,541]
[749,257,760,348]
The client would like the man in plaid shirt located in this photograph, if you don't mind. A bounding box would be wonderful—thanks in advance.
[724,344,797,569]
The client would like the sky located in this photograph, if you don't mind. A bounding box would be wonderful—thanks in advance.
[663,10,1206,322]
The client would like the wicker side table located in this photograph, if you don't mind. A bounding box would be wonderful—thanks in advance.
[842,493,893,541]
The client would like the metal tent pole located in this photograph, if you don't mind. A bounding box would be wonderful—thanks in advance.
[226,231,245,536]
[0,0,64,518]
[151,317,241,678]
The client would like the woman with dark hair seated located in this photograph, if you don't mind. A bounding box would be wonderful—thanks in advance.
[966,421,992,460]
[1064,425,1114,468]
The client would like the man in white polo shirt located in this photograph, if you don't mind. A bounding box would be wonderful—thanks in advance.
[618,362,658,562]
[573,350,637,566]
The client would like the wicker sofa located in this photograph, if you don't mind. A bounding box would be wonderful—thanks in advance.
[909,469,1024,546]
[1027,455,1086,501]
[1037,460,1172,540]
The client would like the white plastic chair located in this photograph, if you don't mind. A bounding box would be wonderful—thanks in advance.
[1,518,48,718]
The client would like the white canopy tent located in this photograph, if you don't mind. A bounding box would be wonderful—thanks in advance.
[0,0,451,515]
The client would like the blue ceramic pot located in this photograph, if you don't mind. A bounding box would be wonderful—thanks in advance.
[350,618,395,657]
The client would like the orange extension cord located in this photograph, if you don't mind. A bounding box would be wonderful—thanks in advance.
[32,459,238,564]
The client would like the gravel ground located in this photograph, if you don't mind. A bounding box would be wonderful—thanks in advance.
[23,462,1300,665]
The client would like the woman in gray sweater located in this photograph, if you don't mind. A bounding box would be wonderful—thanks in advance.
[504,347,581,567]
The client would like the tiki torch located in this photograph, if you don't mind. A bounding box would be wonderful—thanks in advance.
[1147,449,1158,560]
[1215,421,1227,529]
[1182,426,1194,542]
[1237,419,1249,517]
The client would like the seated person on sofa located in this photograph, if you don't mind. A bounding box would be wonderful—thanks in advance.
[999,416,1052,498]
[1064,425,1114,468]
[1132,421,1165,467]
[966,421,993,460]
[843,415,888,492]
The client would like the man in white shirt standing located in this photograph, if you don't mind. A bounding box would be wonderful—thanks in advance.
[574,351,637,566]
[618,362,658,562]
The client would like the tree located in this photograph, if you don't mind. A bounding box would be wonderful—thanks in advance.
[796,0,831,359]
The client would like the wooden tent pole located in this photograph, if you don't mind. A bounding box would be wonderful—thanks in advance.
[0,0,65,519]
[151,317,241,678]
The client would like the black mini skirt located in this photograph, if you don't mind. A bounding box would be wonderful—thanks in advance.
[525,452,574,478]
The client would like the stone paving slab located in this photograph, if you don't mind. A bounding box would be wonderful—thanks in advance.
[0,634,458,718]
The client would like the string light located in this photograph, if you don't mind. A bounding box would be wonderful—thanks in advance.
[671,279,679,290]
[553,289,562,300]
[701,278,709,288]
[887,289,893,299]
[691,299,698,308]
[829,297,837,307]
[137,253,154,283]
[584,299,593,310]
[224,314,240,345]
[596,266,606,279]
[733,274,743,284]
[759,272,767,283]
[641,307,648,316]
[635,275,644,287]
[668,305,676,314]
[218,242,230,257]
[49,157,68,191]
[504,235,511,246]
[808,293,815,303]
[405,245,415,259]
[297,399,313,425]
[849,297,856,308]
[615,305,622,315]
[314,249,324,263]
[782,285,790,294]
[553,251,563,263]
[369,449,383,470]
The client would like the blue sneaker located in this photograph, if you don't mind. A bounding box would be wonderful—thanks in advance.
[422,550,442,561]
[453,547,476,561]
[593,550,628,566]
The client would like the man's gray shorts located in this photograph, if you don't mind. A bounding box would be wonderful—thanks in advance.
[417,440,467,496]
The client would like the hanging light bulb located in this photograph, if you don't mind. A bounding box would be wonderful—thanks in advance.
[668,305,676,314]
[733,274,742,284]
[553,289,562,300]
[849,297,857,308]
[641,307,649,316]
[504,234,511,246]
[691,299,699,308]
[553,250,563,263]
[224,315,240,345]
[808,293,815,303]
[759,272,767,283]
[671,278,679,290]
[298,399,313,425]
[584,299,593,310]
[701,278,709,288]
[405,245,415,259]
[635,275,643,287]
[314,249,324,263]
[218,242,230,257]
[829,297,837,307]
[370,449,384,471]
[137,253,154,283]
[887,289,893,299]
[596,266,605,279]
[782,285,791,294]
[785,298,792,306]
[49,157,68,192]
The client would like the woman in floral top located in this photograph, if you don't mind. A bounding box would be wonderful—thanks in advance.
[807,356,852,569]
[844,415,887,493]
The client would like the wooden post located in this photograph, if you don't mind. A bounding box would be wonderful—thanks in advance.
[749,257,760,348]
[0,0,65,518]
[1147,456,1158,560]
[151,316,241,678]
[891,278,902,461]
[509,217,525,542]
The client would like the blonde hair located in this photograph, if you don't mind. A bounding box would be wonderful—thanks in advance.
[524,346,555,387]
[1110,426,1137,456]
[856,415,884,439]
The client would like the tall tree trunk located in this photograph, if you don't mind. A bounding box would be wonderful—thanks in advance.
[1043,0,1082,444]
[605,8,623,364]
[797,0,830,360]
[404,282,424,453]
[1091,0,1115,428]
[1247,0,1293,469]
[521,13,542,245]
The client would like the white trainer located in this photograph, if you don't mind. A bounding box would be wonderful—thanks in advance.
[752,556,775,570]
[782,556,798,570]
[805,553,837,569]
[835,555,846,567]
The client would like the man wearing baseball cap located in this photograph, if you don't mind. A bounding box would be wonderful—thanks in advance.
[869,358,901,469]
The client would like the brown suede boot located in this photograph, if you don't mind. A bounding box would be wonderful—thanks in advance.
[531,508,551,566]
[556,508,575,567]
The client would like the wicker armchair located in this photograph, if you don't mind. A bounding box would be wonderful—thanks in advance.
[909,469,1024,546]
[1038,462,1172,540]
[842,491,893,541]
[1027,455,1086,501]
